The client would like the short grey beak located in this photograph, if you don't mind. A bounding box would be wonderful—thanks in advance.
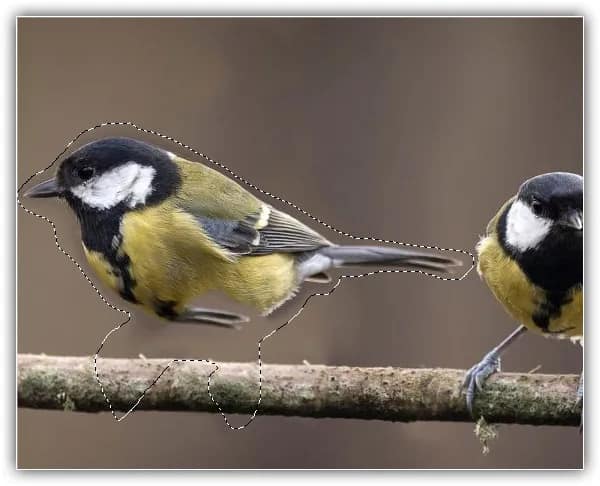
[23,177,63,198]
[560,209,583,231]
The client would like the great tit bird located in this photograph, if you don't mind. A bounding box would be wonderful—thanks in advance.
[25,137,461,328]
[463,172,583,415]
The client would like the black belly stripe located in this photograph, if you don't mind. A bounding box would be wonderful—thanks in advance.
[75,204,139,303]
[532,290,571,332]
[114,252,138,304]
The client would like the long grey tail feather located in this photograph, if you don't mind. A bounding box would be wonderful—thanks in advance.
[318,245,462,273]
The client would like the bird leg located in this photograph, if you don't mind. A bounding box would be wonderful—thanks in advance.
[173,307,250,329]
[462,325,528,417]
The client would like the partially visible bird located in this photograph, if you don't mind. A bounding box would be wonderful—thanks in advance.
[464,172,583,416]
[25,137,462,328]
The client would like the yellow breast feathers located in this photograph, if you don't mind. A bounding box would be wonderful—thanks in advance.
[113,202,298,315]
[477,235,582,337]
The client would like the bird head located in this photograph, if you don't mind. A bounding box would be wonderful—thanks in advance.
[24,137,180,214]
[502,171,583,254]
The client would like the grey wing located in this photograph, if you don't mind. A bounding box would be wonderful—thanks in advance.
[191,205,331,256]
[194,215,259,255]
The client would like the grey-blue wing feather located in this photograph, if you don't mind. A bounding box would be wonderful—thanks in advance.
[194,215,259,255]
[191,206,330,256]
[252,209,330,255]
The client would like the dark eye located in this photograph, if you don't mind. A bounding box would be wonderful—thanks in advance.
[531,198,544,216]
[77,166,95,181]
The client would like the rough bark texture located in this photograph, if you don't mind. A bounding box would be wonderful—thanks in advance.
[17,354,580,425]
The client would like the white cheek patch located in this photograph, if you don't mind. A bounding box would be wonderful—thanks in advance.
[505,199,552,251]
[70,162,156,210]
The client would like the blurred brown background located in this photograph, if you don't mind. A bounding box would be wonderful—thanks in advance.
[17,18,583,468]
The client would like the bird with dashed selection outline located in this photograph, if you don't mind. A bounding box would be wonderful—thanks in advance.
[25,137,462,328]
[463,172,583,418]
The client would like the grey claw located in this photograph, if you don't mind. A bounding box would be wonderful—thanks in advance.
[463,352,501,417]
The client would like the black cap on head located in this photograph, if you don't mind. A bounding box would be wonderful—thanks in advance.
[518,172,582,212]
[57,137,176,191]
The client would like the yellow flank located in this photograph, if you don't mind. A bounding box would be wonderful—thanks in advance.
[219,253,298,314]
[477,235,582,337]
[105,200,299,316]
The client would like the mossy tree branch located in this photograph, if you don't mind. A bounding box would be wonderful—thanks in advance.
[17,354,580,426]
